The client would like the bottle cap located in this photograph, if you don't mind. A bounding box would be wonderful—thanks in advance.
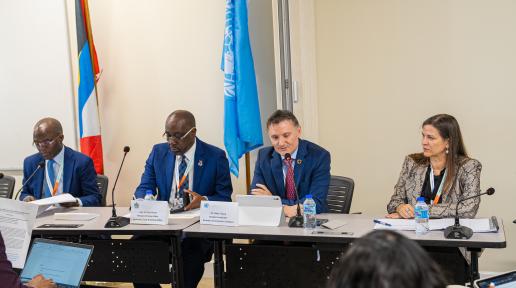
[416,197,425,202]
[145,190,153,195]
[306,194,313,199]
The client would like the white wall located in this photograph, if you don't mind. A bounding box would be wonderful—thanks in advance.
[312,0,516,272]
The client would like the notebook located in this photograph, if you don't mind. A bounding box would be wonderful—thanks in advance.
[20,238,93,288]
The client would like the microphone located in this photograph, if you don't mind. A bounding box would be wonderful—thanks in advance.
[0,173,3,179]
[105,146,131,228]
[444,187,495,239]
[285,153,304,228]
[14,161,45,200]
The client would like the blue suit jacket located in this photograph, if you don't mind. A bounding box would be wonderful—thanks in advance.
[134,138,232,202]
[20,146,101,207]
[251,139,331,213]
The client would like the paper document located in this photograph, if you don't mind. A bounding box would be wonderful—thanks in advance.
[31,194,77,216]
[374,218,498,233]
[0,198,38,268]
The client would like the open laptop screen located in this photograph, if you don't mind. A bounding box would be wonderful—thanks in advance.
[475,271,516,288]
[20,238,93,288]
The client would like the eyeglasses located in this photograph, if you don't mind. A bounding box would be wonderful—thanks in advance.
[33,135,61,147]
[163,127,196,142]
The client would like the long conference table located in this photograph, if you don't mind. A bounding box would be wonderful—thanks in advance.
[32,207,507,288]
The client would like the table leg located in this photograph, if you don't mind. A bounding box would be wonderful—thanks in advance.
[213,239,225,288]
[469,248,481,287]
[171,236,184,288]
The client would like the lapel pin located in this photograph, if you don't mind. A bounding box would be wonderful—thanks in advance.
[297,159,302,165]
[198,160,203,167]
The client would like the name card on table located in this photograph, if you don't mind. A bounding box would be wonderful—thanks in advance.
[200,201,238,226]
[130,199,169,225]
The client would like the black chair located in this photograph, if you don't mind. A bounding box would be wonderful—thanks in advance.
[326,175,354,214]
[96,175,109,207]
[0,175,16,199]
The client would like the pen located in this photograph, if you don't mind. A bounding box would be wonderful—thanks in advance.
[373,219,392,227]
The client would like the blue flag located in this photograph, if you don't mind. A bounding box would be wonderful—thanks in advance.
[222,0,263,177]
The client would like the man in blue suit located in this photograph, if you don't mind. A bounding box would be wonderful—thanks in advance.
[20,118,101,207]
[251,110,331,215]
[134,110,232,288]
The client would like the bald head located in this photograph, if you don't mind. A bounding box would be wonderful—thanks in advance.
[34,118,63,135]
[166,110,195,128]
[33,118,64,160]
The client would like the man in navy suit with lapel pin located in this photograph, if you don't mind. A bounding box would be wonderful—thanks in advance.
[134,110,232,288]
[251,110,331,216]
[20,118,101,207]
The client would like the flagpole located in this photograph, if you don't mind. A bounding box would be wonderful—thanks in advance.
[245,152,251,194]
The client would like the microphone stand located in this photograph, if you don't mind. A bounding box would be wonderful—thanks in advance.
[105,147,130,228]
[14,162,45,200]
[444,188,495,239]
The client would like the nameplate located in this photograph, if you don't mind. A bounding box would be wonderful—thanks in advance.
[200,201,238,226]
[130,199,169,225]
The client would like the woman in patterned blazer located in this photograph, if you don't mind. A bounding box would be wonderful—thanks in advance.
[387,114,482,219]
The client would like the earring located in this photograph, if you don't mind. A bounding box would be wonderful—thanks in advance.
[446,148,449,154]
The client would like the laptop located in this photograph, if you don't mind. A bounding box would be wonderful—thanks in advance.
[474,270,516,288]
[20,238,94,288]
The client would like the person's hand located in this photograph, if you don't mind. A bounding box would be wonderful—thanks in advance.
[283,205,300,218]
[184,190,204,210]
[23,196,35,202]
[26,274,56,288]
[60,195,79,208]
[385,212,402,219]
[396,204,414,218]
[251,184,272,196]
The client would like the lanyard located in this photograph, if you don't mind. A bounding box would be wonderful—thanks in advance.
[45,161,63,197]
[175,157,194,199]
[430,166,447,205]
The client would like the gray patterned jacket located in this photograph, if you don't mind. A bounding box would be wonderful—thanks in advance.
[387,155,482,218]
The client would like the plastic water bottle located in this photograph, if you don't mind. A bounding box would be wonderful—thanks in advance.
[414,197,429,235]
[303,194,317,230]
[144,190,155,200]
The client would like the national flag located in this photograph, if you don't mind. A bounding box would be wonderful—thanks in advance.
[75,0,104,174]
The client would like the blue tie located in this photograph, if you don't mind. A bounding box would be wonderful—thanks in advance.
[178,156,189,197]
[45,160,56,198]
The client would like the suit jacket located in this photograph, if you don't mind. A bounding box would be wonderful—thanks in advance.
[134,138,232,202]
[387,154,482,218]
[20,146,101,207]
[0,232,27,288]
[251,139,331,214]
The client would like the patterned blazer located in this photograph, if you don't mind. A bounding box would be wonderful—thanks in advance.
[387,154,482,218]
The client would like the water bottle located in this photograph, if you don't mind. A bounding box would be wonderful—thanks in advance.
[303,194,317,230]
[144,190,155,200]
[414,197,429,235]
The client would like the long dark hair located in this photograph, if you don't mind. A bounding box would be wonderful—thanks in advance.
[412,114,468,194]
[327,230,447,288]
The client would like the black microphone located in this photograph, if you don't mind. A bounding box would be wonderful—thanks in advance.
[444,187,495,239]
[0,173,4,179]
[14,161,45,200]
[105,146,130,228]
[285,153,304,228]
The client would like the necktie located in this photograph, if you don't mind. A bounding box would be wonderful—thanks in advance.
[178,156,189,198]
[45,160,56,198]
[284,158,296,200]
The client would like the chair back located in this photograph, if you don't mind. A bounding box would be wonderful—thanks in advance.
[96,175,109,206]
[326,175,354,214]
[0,175,16,199]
